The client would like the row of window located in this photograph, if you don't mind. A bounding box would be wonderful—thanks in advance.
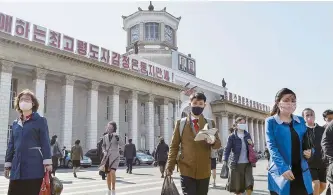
[130,23,174,44]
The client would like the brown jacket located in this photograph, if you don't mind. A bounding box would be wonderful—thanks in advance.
[71,145,83,161]
[166,114,221,179]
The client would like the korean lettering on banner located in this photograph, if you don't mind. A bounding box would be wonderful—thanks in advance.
[238,95,241,104]
[224,91,228,100]
[62,35,74,52]
[76,40,88,56]
[140,61,148,75]
[229,92,233,101]
[163,70,170,81]
[233,94,237,103]
[14,18,30,39]
[131,59,139,71]
[246,98,249,106]
[89,44,99,60]
[148,64,155,77]
[0,13,13,34]
[121,56,129,69]
[32,24,47,45]
[48,30,61,49]
[111,52,120,66]
[242,97,245,105]
[155,67,163,79]
[100,48,110,64]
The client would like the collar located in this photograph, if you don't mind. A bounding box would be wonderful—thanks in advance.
[273,114,300,125]
[306,123,317,128]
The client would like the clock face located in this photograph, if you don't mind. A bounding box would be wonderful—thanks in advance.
[164,25,173,44]
[130,25,139,43]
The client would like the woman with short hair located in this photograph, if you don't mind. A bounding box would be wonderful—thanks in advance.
[71,139,83,178]
[50,135,62,176]
[4,89,52,195]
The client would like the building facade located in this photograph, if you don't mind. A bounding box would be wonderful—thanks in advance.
[0,3,270,165]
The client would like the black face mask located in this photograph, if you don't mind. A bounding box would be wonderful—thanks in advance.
[191,106,204,116]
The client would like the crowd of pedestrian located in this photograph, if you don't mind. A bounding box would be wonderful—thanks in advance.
[4,88,333,195]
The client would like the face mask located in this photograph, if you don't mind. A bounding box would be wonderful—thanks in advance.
[191,106,204,116]
[237,124,247,130]
[278,102,296,114]
[19,101,32,111]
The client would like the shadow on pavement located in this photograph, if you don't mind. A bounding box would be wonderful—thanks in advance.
[131,173,154,176]
[116,180,136,184]
[60,180,73,184]
[209,185,226,190]
[77,177,96,180]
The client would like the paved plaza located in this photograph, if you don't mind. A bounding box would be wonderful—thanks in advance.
[0,160,270,195]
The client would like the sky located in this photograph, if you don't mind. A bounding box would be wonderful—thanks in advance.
[0,1,332,125]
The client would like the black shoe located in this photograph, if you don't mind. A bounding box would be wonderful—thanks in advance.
[74,173,77,178]
[102,175,106,180]
[161,174,164,178]
[129,171,132,174]
[126,169,129,173]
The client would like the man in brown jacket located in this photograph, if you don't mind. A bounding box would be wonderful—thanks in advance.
[166,92,221,195]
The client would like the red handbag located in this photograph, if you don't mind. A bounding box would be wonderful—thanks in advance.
[39,172,51,195]
[248,144,258,164]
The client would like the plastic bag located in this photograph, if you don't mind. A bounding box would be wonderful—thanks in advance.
[161,176,180,195]
[220,162,229,179]
[39,172,51,195]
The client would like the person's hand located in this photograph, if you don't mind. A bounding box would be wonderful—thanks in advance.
[165,169,173,176]
[45,165,53,172]
[303,149,311,159]
[282,170,295,181]
[4,168,10,179]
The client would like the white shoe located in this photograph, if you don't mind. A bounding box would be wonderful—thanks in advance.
[111,190,116,195]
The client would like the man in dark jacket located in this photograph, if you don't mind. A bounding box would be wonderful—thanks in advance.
[322,110,333,195]
[124,139,136,174]
[303,108,326,195]
[155,137,169,178]
[97,132,107,180]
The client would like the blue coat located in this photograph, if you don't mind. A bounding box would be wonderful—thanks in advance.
[222,130,252,166]
[5,112,52,180]
[266,114,313,195]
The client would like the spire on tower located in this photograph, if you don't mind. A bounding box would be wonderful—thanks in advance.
[148,1,154,11]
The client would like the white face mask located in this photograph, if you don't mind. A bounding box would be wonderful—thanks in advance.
[19,101,33,111]
[237,124,247,130]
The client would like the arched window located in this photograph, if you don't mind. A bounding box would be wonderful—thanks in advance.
[145,22,160,41]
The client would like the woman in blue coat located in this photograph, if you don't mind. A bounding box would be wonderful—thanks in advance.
[266,88,313,195]
[4,89,52,195]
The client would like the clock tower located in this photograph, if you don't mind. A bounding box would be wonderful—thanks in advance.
[122,1,181,68]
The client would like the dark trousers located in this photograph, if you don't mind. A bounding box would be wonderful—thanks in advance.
[126,159,133,172]
[52,156,58,175]
[159,161,166,175]
[180,175,210,195]
[8,178,43,195]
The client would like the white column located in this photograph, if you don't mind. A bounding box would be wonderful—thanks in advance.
[232,114,236,124]
[145,94,155,153]
[161,22,165,42]
[86,81,99,150]
[61,75,75,148]
[112,86,120,133]
[221,112,229,147]
[260,121,265,151]
[129,90,138,147]
[255,119,260,151]
[0,60,13,164]
[139,22,144,41]
[168,102,174,142]
[248,118,254,141]
[161,98,169,145]
[33,68,47,116]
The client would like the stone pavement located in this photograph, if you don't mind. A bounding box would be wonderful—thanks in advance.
[0,160,270,195]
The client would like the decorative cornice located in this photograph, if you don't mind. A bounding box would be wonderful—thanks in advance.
[90,81,100,91]
[221,111,228,117]
[0,34,183,93]
[64,75,75,86]
[0,59,14,73]
[113,86,121,95]
[34,68,48,80]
